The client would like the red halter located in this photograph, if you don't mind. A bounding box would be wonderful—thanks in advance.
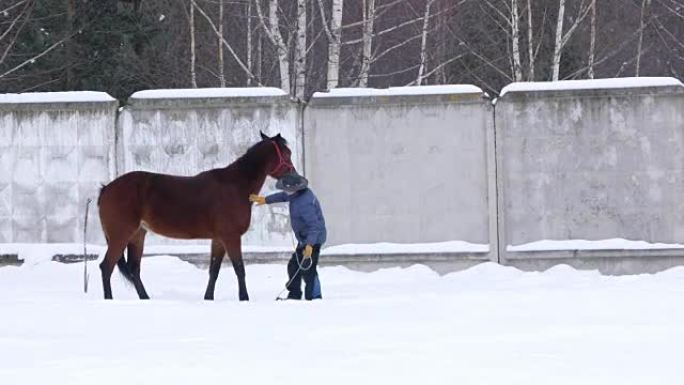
[269,140,294,176]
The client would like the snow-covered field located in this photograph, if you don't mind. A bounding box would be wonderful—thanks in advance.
[1,255,684,385]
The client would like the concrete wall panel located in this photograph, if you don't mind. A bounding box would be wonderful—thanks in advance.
[495,81,684,264]
[304,87,494,259]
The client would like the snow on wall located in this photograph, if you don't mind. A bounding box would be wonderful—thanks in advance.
[500,77,683,96]
[130,87,287,99]
[0,91,116,104]
[0,96,117,243]
[508,239,684,252]
[313,84,483,98]
[118,91,300,247]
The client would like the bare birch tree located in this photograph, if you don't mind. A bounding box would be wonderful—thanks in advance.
[511,0,523,81]
[552,0,592,80]
[190,0,198,87]
[551,0,567,81]
[359,0,376,87]
[588,0,596,78]
[636,0,652,76]
[526,0,535,80]
[469,0,531,82]
[294,0,307,100]
[318,0,344,89]
[255,14,263,84]
[218,0,226,87]
[255,0,290,93]
[246,0,253,85]
[436,0,448,84]
[417,0,436,85]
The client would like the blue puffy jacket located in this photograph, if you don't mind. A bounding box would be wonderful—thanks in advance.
[265,188,327,246]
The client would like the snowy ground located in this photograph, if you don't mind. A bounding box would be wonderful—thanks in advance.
[1,256,684,385]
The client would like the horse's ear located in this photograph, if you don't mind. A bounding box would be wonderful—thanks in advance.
[260,131,269,140]
[275,133,282,140]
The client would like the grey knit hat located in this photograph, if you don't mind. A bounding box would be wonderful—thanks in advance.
[275,172,308,193]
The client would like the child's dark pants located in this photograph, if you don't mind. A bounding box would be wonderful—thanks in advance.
[287,244,322,300]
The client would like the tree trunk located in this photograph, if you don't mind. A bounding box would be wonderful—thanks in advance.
[416,0,434,85]
[526,0,535,81]
[266,0,290,93]
[636,0,651,77]
[190,0,198,88]
[254,0,290,92]
[256,15,263,84]
[218,0,226,87]
[551,0,566,81]
[437,0,447,84]
[247,0,253,85]
[327,0,343,89]
[511,0,523,82]
[294,0,307,100]
[588,0,596,79]
[359,0,375,87]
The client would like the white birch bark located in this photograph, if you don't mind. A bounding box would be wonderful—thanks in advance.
[255,0,290,93]
[526,0,535,80]
[511,0,523,82]
[328,0,344,89]
[359,0,376,87]
[551,0,566,81]
[588,0,596,79]
[190,0,198,88]
[552,0,592,80]
[294,0,307,100]
[218,0,226,87]
[247,0,253,85]
[416,0,435,85]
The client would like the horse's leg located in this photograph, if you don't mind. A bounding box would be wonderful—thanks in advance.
[204,239,225,301]
[126,228,149,300]
[223,235,249,301]
[100,237,128,300]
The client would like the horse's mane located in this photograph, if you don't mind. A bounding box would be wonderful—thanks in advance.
[233,135,288,173]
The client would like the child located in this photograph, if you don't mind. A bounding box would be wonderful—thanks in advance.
[250,172,327,300]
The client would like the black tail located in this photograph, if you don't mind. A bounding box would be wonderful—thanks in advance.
[97,184,107,206]
[116,254,135,285]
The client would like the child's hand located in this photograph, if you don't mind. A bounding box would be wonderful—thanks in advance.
[249,194,266,205]
[303,244,313,259]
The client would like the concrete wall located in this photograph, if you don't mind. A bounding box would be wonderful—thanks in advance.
[0,93,117,243]
[2,80,684,274]
[304,86,496,261]
[117,89,301,246]
[495,81,684,269]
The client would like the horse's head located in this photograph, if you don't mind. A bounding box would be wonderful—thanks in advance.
[259,131,295,179]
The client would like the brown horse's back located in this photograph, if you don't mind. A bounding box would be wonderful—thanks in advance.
[98,170,246,241]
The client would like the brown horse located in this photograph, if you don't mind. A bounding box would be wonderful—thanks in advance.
[97,132,295,301]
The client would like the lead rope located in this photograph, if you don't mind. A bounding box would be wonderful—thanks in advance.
[274,234,312,301]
